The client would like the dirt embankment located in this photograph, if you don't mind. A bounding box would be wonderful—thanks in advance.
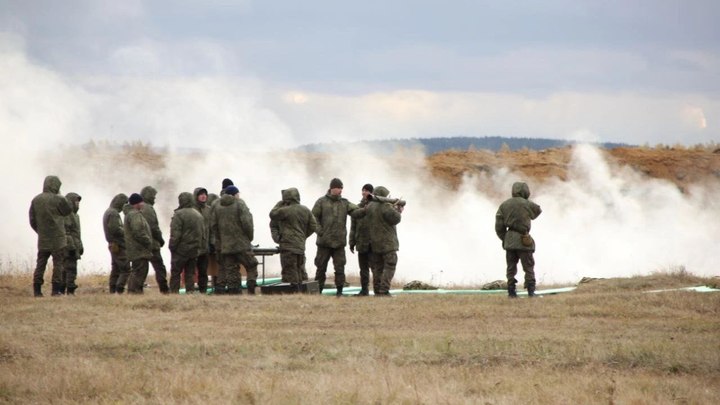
[427,146,720,191]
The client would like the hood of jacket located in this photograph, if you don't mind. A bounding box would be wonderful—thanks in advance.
[193,187,208,208]
[282,188,300,205]
[66,192,82,213]
[374,186,390,198]
[177,192,194,210]
[207,193,219,206]
[43,175,62,194]
[141,186,157,205]
[511,182,530,199]
[110,193,128,210]
[122,203,133,215]
[220,193,236,206]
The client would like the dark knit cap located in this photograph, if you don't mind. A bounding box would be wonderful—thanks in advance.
[222,178,234,189]
[128,193,144,205]
[329,178,344,189]
[225,185,239,196]
[362,183,374,192]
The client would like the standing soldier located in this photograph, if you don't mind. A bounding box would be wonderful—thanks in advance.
[312,178,362,296]
[62,192,83,295]
[349,184,374,296]
[269,188,317,287]
[125,193,154,294]
[29,175,72,297]
[140,186,169,294]
[193,187,211,293]
[206,192,220,288]
[168,192,204,294]
[494,182,542,298]
[104,193,130,293]
[366,186,403,297]
[211,185,259,295]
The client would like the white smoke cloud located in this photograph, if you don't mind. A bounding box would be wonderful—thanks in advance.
[3,38,720,287]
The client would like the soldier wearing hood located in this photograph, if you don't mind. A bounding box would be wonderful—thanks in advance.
[269,188,317,286]
[169,192,205,293]
[62,192,83,295]
[104,193,130,293]
[29,175,72,297]
[210,185,259,294]
[311,178,364,296]
[349,183,374,295]
[495,182,542,298]
[193,187,212,293]
[140,186,169,294]
[366,186,403,296]
[125,193,154,294]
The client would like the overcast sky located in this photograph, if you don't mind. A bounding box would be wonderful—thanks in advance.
[1,0,719,147]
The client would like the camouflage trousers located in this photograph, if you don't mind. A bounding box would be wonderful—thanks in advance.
[169,253,198,293]
[505,250,535,290]
[195,254,209,293]
[220,252,258,290]
[127,259,150,294]
[150,249,169,293]
[357,250,373,292]
[370,251,397,294]
[62,253,78,292]
[314,246,346,289]
[280,251,308,284]
[108,246,130,292]
[33,248,64,285]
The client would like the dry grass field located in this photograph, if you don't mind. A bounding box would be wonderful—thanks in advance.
[1,272,719,404]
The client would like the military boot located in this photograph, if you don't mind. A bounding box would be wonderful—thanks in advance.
[527,286,536,298]
[508,286,518,298]
[116,286,125,294]
[67,286,76,295]
[246,280,257,295]
[51,283,62,296]
[336,286,344,297]
[59,284,67,295]
[158,281,170,295]
[355,287,369,296]
[33,283,43,297]
[109,285,117,294]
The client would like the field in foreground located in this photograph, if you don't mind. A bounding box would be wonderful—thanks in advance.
[1,273,719,404]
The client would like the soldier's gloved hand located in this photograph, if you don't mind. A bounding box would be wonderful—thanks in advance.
[349,244,355,254]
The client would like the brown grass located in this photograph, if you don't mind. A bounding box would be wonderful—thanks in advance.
[1,273,719,404]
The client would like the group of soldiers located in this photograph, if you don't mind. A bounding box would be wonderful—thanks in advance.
[28,175,408,297]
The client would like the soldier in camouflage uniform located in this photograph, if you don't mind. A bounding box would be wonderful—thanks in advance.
[169,192,204,293]
[29,175,72,297]
[140,186,169,294]
[349,183,374,295]
[210,186,258,295]
[311,178,363,296]
[125,193,154,294]
[269,188,317,286]
[61,192,83,295]
[193,187,211,293]
[366,186,403,296]
[494,182,542,298]
[104,193,130,293]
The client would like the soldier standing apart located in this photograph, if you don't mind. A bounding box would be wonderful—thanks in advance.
[193,187,212,293]
[269,188,317,288]
[494,182,542,298]
[312,178,362,296]
[349,184,374,296]
[125,193,154,294]
[29,175,72,297]
[104,193,130,293]
[210,186,259,295]
[140,186,170,294]
[366,186,403,297]
[168,192,204,294]
[61,192,83,295]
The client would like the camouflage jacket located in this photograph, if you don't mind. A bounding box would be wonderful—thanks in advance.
[29,175,72,251]
[103,193,127,247]
[64,192,83,258]
[366,187,401,254]
[311,192,361,248]
[494,182,542,251]
[140,186,164,250]
[211,194,254,254]
[193,188,212,255]
[169,192,205,258]
[124,205,153,261]
[269,188,317,254]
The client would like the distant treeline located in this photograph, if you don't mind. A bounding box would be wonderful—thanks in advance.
[298,136,629,155]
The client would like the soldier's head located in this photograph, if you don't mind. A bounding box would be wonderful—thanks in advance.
[66,192,82,213]
[195,187,208,203]
[128,193,144,210]
[511,182,530,199]
[222,178,234,190]
[140,186,157,205]
[361,183,374,200]
[329,178,343,196]
[225,185,240,199]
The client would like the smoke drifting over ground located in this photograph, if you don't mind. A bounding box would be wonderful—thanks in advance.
[3,39,719,286]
